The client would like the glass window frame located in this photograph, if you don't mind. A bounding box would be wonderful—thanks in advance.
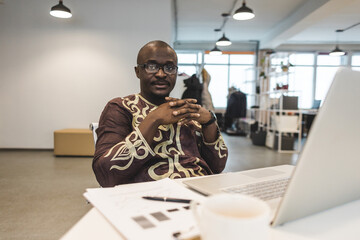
[176,50,256,110]
[177,50,360,111]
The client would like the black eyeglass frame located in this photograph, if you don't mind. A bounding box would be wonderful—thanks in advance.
[137,63,178,75]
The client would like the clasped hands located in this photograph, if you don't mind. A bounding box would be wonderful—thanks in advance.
[149,97,212,126]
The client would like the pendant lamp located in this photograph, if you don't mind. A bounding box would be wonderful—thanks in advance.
[329,45,345,56]
[329,29,345,56]
[233,0,255,20]
[216,33,232,46]
[50,0,72,18]
[209,46,222,55]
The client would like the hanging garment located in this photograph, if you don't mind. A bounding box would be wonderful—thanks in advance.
[181,74,203,105]
[201,68,215,112]
[225,90,247,118]
[224,90,247,130]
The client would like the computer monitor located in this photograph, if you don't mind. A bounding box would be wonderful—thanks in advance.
[312,99,321,109]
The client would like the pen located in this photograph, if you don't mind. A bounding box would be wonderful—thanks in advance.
[142,196,191,204]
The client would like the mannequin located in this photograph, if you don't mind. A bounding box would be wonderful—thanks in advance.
[201,68,215,112]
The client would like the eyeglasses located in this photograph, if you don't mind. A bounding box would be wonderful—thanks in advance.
[138,63,178,75]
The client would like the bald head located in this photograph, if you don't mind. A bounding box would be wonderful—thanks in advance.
[137,40,177,65]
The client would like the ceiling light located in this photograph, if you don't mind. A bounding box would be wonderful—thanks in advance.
[329,45,345,56]
[50,0,72,19]
[209,46,222,55]
[216,34,232,46]
[233,0,255,20]
[329,29,345,56]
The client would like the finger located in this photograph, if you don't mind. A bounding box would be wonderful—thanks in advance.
[187,103,201,110]
[165,97,181,107]
[168,99,187,107]
[178,119,191,126]
[172,108,200,116]
[165,97,178,102]
[169,98,197,107]
[176,103,201,112]
[173,103,201,111]
[177,114,200,125]
[183,98,197,104]
[168,99,184,107]
[184,113,201,122]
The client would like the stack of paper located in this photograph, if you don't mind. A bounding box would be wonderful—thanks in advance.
[84,178,206,240]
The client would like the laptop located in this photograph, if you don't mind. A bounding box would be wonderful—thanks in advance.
[184,67,360,226]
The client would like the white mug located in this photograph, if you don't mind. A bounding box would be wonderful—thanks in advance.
[191,193,270,240]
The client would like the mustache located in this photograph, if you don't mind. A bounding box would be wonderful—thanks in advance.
[151,80,170,85]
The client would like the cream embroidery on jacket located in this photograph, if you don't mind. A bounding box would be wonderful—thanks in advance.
[205,135,227,159]
[109,94,221,179]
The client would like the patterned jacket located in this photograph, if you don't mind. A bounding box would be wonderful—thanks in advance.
[93,94,228,187]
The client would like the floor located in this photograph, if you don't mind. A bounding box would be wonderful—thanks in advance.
[0,134,298,240]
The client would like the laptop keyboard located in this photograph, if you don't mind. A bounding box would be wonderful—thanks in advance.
[221,177,291,201]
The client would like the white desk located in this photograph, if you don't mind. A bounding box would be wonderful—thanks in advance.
[61,194,360,240]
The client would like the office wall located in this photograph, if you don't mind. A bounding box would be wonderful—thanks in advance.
[0,0,179,149]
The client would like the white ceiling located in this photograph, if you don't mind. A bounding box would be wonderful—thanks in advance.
[174,0,360,51]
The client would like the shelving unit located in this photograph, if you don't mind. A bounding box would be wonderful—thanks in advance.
[254,91,302,153]
[266,107,302,153]
[252,51,302,153]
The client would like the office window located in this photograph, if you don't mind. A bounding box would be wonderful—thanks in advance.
[230,54,255,64]
[204,54,229,64]
[317,54,346,66]
[289,53,314,109]
[315,54,347,101]
[177,53,197,64]
[269,53,314,109]
[206,65,229,108]
[177,51,256,109]
[270,53,289,66]
[177,52,202,64]
[204,53,255,108]
[178,50,359,111]
[229,66,254,91]
[177,51,202,76]
[290,66,314,108]
[352,53,360,71]
[178,65,197,76]
[289,53,314,65]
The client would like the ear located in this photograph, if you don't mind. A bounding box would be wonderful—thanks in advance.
[134,66,140,78]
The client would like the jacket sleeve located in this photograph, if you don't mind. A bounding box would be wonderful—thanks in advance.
[92,101,155,187]
[199,127,228,173]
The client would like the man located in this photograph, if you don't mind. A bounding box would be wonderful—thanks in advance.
[93,40,228,187]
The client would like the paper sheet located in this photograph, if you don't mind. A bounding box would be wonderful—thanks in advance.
[84,178,206,240]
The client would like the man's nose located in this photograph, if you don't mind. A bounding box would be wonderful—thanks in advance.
[155,67,166,77]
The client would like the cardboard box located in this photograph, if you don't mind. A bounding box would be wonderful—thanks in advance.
[54,129,95,156]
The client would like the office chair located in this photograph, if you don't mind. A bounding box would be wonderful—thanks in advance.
[89,122,99,146]
[89,122,102,190]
